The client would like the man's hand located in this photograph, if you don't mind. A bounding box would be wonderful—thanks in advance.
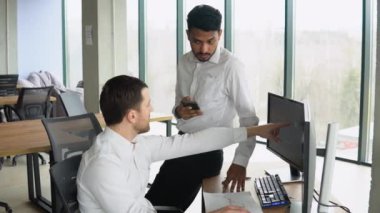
[246,123,290,142]
[209,205,250,213]
[175,96,202,120]
[222,164,247,192]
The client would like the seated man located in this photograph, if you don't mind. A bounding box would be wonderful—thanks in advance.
[76,75,286,213]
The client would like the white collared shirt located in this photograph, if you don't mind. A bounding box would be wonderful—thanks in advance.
[77,127,247,213]
[175,47,259,167]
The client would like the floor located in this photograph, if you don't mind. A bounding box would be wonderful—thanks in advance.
[0,122,372,213]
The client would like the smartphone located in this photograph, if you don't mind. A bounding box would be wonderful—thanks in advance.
[182,101,200,110]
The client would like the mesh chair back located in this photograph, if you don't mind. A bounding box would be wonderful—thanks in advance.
[15,86,53,120]
[42,113,102,163]
[59,91,87,116]
[0,74,18,96]
[50,154,82,213]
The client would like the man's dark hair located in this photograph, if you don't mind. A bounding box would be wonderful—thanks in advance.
[187,4,222,31]
[100,75,148,126]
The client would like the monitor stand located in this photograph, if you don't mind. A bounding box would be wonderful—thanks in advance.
[265,165,303,183]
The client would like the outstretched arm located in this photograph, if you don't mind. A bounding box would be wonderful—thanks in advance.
[148,123,288,163]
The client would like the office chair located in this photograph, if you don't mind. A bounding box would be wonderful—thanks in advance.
[42,113,102,213]
[59,91,87,116]
[0,201,12,213]
[4,86,54,166]
[4,86,54,121]
[42,113,102,163]
[50,154,81,213]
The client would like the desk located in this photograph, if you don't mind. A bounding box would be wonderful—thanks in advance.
[0,95,58,120]
[0,112,173,212]
[0,95,56,106]
[0,112,172,157]
[202,164,344,213]
[202,170,293,213]
[95,112,173,137]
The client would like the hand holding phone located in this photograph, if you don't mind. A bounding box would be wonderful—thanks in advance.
[181,100,200,110]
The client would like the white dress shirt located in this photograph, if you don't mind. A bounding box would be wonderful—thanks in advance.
[77,127,247,213]
[175,46,259,167]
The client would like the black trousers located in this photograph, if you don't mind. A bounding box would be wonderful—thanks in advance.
[145,132,223,211]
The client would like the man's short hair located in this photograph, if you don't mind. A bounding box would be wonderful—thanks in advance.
[100,75,148,126]
[187,4,222,31]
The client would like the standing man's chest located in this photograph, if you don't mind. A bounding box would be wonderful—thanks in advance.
[181,62,228,99]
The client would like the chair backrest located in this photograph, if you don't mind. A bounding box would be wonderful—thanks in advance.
[50,154,82,213]
[59,91,87,116]
[15,86,53,120]
[42,113,102,163]
[0,74,18,96]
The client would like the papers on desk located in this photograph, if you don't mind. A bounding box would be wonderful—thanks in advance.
[203,191,262,213]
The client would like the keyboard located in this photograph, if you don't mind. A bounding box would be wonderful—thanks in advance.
[254,174,291,208]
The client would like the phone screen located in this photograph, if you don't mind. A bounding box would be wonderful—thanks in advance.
[182,101,200,110]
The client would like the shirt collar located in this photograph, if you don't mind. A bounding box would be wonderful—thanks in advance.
[102,127,135,159]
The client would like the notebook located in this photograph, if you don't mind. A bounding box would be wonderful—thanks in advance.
[203,191,263,213]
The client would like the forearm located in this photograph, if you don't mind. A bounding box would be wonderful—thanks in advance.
[232,116,259,166]
[150,127,247,162]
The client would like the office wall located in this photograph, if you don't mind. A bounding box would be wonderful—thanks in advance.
[17,0,63,81]
[0,0,17,74]
[369,2,380,212]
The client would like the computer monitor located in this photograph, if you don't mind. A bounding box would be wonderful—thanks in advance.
[0,74,19,96]
[267,93,305,172]
[266,93,316,213]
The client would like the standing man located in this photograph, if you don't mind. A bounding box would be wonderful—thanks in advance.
[146,4,259,211]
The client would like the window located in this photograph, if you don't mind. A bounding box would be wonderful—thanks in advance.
[367,0,377,163]
[65,0,83,88]
[146,0,177,114]
[234,0,285,123]
[294,0,362,160]
[126,0,139,78]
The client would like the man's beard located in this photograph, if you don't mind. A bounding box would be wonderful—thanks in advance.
[196,53,211,62]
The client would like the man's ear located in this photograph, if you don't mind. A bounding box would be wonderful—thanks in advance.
[126,109,137,124]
